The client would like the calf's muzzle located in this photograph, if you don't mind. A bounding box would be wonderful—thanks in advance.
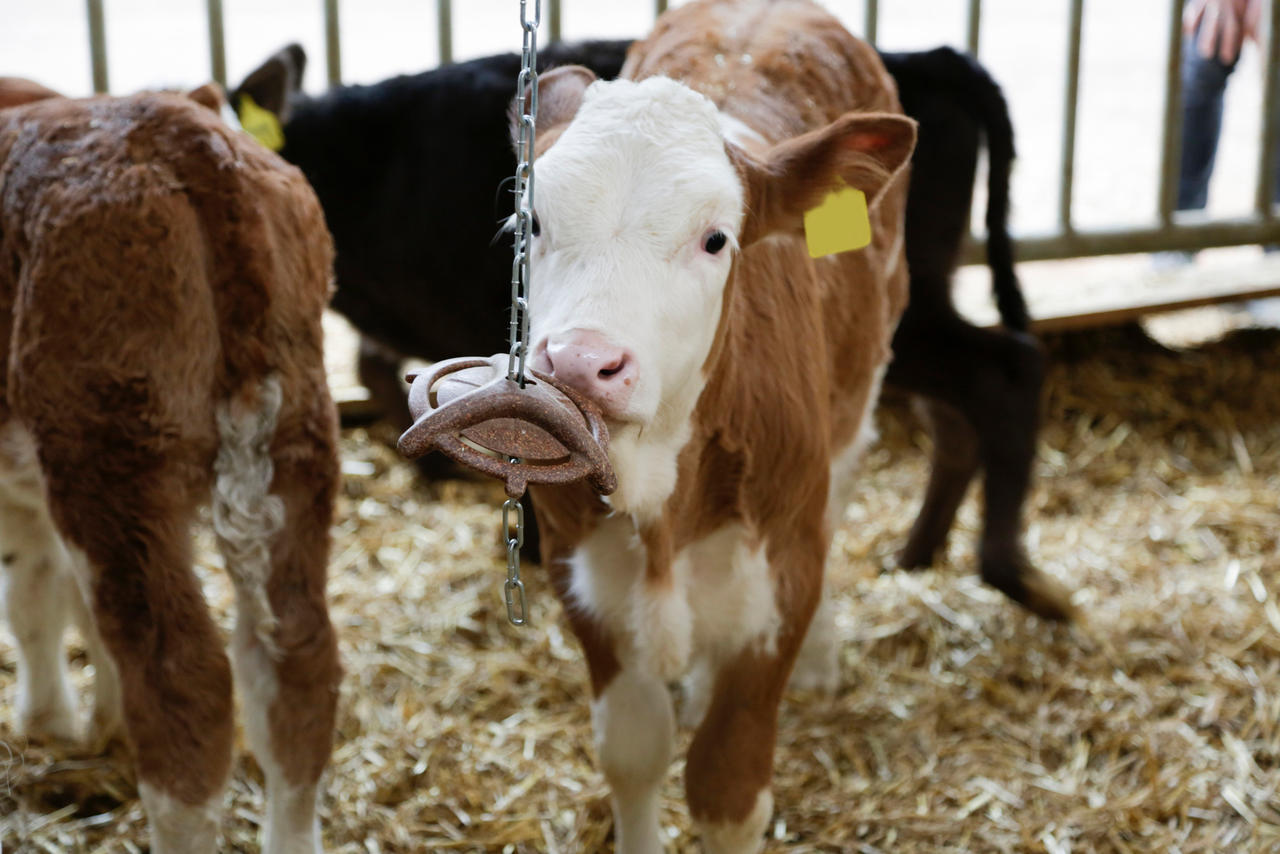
[534,330,637,419]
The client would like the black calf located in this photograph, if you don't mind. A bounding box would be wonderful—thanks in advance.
[879,47,1071,620]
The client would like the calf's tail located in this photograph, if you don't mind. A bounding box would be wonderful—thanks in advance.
[968,55,1031,333]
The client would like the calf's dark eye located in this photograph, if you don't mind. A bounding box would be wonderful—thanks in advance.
[703,230,727,254]
[531,215,541,237]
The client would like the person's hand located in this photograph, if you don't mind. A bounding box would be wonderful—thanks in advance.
[1183,0,1262,64]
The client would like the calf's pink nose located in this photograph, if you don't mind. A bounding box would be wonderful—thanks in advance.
[542,331,636,416]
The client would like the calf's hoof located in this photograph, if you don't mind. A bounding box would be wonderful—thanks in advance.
[787,656,838,694]
[982,556,1077,622]
[85,705,127,754]
[20,702,79,745]
[896,540,941,572]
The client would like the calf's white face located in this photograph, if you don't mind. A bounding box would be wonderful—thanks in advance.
[528,77,742,508]
[522,67,917,518]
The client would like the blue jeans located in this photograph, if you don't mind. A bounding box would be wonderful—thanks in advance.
[1178,25,1280,211]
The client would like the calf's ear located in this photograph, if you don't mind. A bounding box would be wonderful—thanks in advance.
[737,112,916,246]
[231,43,307,123]
[185,82,226,114]
[0,77,61,109]
[509,65,596,156]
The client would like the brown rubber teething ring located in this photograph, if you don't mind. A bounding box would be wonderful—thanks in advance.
[397,354,617,499]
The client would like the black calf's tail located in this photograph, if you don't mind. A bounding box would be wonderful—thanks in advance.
[889,46,1031,332]
[971,57,1031,333]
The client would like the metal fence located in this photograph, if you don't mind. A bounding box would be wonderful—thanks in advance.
[82,0,1280,264]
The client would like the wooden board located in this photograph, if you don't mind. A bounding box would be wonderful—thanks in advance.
[954,249,1280,331]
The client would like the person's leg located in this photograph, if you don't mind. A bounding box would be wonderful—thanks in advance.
[1156,25,1239,270]
[1177,30,1238,212]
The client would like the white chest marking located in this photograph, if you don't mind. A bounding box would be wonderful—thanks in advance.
[567,520,780,679]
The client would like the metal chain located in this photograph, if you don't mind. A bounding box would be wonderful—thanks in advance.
[503,494,527,625]
[501,0,540,627]
[509,0,539,387]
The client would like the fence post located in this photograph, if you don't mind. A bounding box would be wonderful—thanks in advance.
[206,0,227,88]
[438,0,453,65]
[86,0,109,93]
[1258,0,1280,218]
[966,0,982,56]
[325,0,342,85]
[1059,0,1084,232]
[548,0,561,42]
[1158,0,1185,224]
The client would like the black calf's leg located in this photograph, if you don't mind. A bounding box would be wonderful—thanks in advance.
[356,335,414,434]
[966,333,1074,621]
[897,398,979,569]
[889,311,1073,621]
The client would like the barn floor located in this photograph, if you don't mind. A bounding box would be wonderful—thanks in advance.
[2,320,1279,853]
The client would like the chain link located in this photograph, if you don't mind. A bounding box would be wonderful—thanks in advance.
[501,0,540,627]
[509,0,540,388]
[503,493,528,625]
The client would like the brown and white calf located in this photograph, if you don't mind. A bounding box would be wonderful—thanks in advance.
[0,86,340,852]
[521,1,915,850]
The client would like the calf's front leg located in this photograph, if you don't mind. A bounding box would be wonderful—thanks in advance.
[687,543,822,854]
[595,665,677,854]
[548,543,675,854]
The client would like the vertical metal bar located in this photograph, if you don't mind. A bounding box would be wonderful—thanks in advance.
[1059,0,1085,232]
[325,0,342,85]
[864,0,879,46]
[438,0,453,65]
[206,0,226,88]
[966,0,982,56]
[1257,0,1280,217]
[548,0,561,42]
[1158,0,1186,224]
[86,0,109,93]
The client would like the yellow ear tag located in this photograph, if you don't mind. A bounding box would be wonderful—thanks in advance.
[238,93,285,152]
[803,185,871,258]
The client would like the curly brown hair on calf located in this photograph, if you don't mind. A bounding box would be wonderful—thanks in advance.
[0,88,340,853]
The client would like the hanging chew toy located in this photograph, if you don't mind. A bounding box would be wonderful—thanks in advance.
[396,0,614,625]
[398,355,616,500]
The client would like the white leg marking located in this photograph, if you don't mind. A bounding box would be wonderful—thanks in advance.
[677,655,715,729]
[213,375,285,656]
[567,516,645,632]
[788,588,837,693]
[594,667,675,854]
[217,376,320,853]
[139,781,222,854]
[685,525,779,662]
[235,634,321,854]
[0,423,77,742]
[570,515,693,681]
[62,542,125,746]
[572,520,779,685]
[695,789,773,854]
[631,579,693,683]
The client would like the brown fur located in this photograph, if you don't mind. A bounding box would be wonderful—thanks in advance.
[0,90,340,813]
[531,0,913,830]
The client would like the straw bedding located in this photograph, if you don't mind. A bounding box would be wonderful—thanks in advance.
[2,320,1278,853]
